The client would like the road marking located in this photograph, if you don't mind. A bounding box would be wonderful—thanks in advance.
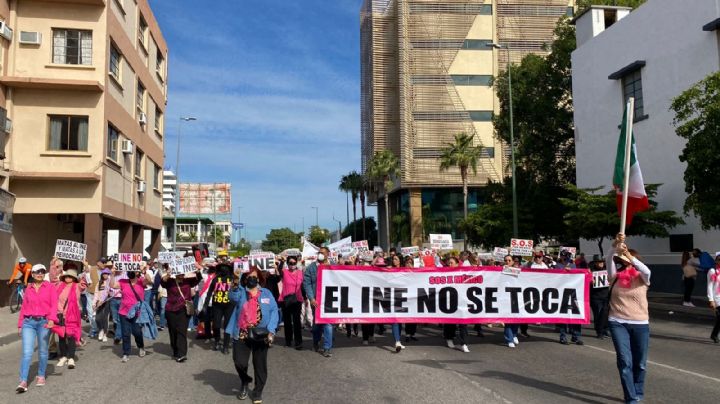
[584,344,720,383]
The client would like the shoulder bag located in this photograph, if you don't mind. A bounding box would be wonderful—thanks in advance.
[175,278,196,317]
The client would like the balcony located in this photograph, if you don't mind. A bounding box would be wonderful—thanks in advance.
[0,76,104,92]
[22,0,106,5]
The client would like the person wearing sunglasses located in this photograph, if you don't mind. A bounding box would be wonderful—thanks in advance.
[16,264,58,393]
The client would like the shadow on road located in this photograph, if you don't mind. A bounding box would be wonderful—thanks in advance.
[475,370,623,404]
[193,368,239,397]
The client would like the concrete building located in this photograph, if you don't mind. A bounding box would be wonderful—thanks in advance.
[360,0,574,247]
[572,0,720,292]
[0,0,168,276]
[162,182,232,250]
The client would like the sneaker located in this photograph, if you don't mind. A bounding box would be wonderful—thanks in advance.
[313,342,319,352]
[460,344,470,353]
[102,336,108,343]
[16,381,28,393]
[176,356,187,363]
[157,326,164,331]
[121,355,129,363]
[57,357,68,367]
[520,332,530,338]
[249,389,263,404]
[139,349,146,357]
[237,384,249,400]
[513,337,519,345]
[560,337,569,345]
[114,339,121,345]
[362,340,369,346]
[68,358,75,369]
[35,376,45,387]
[321,349,332,358]
[508,342,516,348]
[395,341,405,352]
[98,330,105,341]
[575,339,585,346]
[446,339,455,349]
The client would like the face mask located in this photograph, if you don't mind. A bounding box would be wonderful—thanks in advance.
[317,253,325,262]
[246,277,259,288]
[288,264,297,270]
[127,271,137,279]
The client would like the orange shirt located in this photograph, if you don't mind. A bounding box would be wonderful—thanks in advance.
[9,263,32,285]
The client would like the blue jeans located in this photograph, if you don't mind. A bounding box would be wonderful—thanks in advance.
[559,324,582,341]
[20,317,50,382]
[158,297,167,328]
[144,290,157,316]
[609,321,649,403]
[311,309,333,350]
[110,297,123,341]
[392,323,402,343]
[188,294,200,330]
[504,324,519,343]
[120,315,144,356]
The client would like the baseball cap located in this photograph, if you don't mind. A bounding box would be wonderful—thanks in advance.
[99,257,108,264]
[31,264,47,273]
[533,251,544,258]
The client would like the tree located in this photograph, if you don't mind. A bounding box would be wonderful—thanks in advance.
[307,225,331,247]
[209,226,226,247]
[342,217,379,248]
[231,238,252,257]
[560,184,684,256]
[359,174,369,241]
[671,72,720,230]
[439,132,484,250]
[339,171,364,241]
[260,227,301,254]
[577,0,646,12]
[367,149,399,249]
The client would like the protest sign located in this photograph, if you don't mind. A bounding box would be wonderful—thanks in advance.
[338,245,357,258]
[158,252,176,264]
[281,248,301,257]
[592,270,609,288]
[560,246,577,260]
[401,246,420,256]
[234,259,250,274]
[502,266,522,277]
[373,246,383,253]
[328,237,352,253]
[510,239,534,256]
[493,247,509,261]
[413,258,422,268]
[54,239,87,262]
[115,253,143,272]
[302,240,319,261]
[171,256,197,275]
[429,234,453,250]
[315,266,590,324]
[352,240,369,252]
[248,252,276,273]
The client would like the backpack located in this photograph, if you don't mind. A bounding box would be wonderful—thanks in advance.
[699,252,714,271]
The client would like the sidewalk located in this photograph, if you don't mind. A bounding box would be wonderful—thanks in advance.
[0,306,19,347]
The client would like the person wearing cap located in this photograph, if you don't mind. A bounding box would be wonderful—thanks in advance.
[707,254,720,343]
[8,257,32,286]
[555,251,582,345]
[53,268,83,369]
[93,267,114,342]
[607,233,651,404]
[303,246,334,357]
[16,264,58,393]
[529,251,549,269]
[589,254,610,339]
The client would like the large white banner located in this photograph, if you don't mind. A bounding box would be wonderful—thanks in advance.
[315,266,590,325]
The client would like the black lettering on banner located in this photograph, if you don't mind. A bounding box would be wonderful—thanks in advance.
[417,288,436,313]
[361,287,370,313]
[466,287,483,314]
[325,286,339,313]
[523,288,540,314]
[542,288,559,314]
[485,287,499,313]
[438,287,458,314]
[506,287,522,314]
[560,289,580,314]
[340,287,353,313]
[394,288,408,313]
[372,287,392,313]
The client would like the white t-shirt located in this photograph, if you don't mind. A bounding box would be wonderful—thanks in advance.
[530,262,549,269]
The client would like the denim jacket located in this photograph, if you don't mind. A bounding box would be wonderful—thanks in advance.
[225,287,279,340]
[303,261,319,300]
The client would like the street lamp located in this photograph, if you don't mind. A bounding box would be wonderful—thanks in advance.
[332,214,342,239]
[311,206,319,228]
[487,42,518,238]
[172,116,197,252]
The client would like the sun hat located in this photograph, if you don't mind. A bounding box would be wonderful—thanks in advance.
[61,269,79,282]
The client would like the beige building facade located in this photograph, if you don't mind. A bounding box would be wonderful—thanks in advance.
[361,0,573,247]
[0,0,167,279]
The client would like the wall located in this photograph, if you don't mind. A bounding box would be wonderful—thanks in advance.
[572,0,720,264]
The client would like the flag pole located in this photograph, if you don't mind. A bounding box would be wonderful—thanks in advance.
[620,97,636,234]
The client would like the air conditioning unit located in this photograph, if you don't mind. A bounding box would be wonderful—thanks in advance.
[0,21,12,41]
[121,139,133,154]
[4,118,12,134]
[137,180,146,193]
[138,112,147,125]
[19,31,41,45]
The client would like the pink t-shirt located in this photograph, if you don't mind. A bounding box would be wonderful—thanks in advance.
[18,281,59,327]
[118,278,145,316]
[279,269,304,303]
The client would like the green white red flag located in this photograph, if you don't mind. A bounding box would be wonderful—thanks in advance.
[613,105,649,225]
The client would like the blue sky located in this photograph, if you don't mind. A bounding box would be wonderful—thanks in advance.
[150,0,373,242]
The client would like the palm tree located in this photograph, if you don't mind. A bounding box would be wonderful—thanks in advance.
[338,173,351,234]
[367,149,399,250]
[439,132,483,251]
[359,173,369,241]
[345,171,364,240]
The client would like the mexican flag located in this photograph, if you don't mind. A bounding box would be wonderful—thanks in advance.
[612,105,649,225]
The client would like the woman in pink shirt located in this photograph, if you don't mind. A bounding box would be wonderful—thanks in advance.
[118,270,146,362]
[16,264,58,393]
[53,269,82,370]
[278,256,304,350]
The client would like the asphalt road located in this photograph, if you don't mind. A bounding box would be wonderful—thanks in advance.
[0,313,717,404]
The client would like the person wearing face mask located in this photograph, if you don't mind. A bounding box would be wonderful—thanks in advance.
[16,264,57,393]
[161,264,201,362]
[117,269,147,362]
[226,268,279,403]
[207,263,236,354]
[279,256,304,350]
[303,247,334,357]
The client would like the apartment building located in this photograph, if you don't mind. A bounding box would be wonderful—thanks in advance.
[0,0,168,276]
[360,0,574,247]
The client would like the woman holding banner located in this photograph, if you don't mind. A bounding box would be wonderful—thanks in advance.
[54,268,83,369]
[388,255,406,353]
[608,233,652,404]
[442,257,470,353]
[161,264,201,362]
[503,255,521,349]
[403,255,419,343]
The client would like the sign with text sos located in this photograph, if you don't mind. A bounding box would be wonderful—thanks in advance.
[510,239,534,256]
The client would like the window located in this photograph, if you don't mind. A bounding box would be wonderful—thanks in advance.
[469,111,493,121]
[622,69,645,120]
[152,162,160,189]
[48,115,88,151]
[409,3,492,15]
[136,81,145,115]
[462,39,493,50]
[138,15,148,50]
[451,75,493,86]
[134,148,144,178]
[52,29,92,65]
[156,50,164,79]
[107,124,119,161]
[154,107,163,135]
[109,43,121,79]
